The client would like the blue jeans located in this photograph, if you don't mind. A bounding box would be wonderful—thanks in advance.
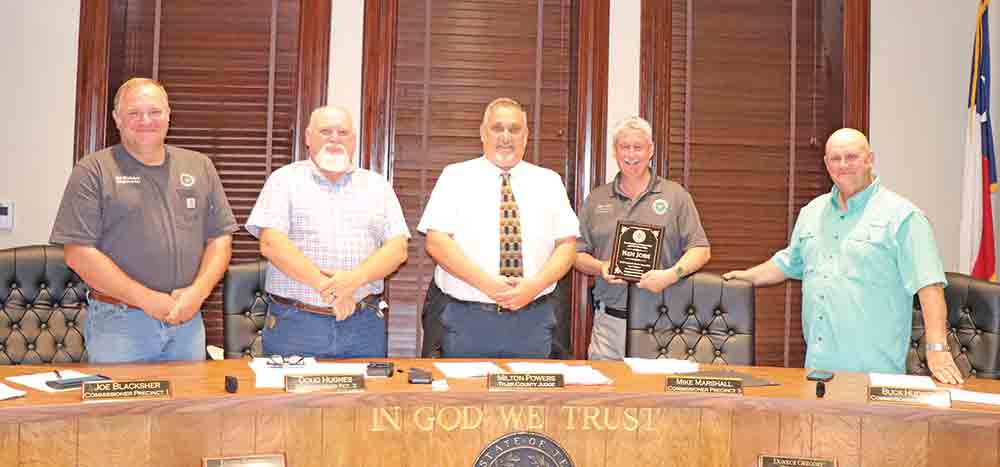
[84,299,206,364]
[439,296,555,358]
[262,302,387,358]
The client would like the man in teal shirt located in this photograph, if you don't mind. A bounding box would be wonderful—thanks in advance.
[724,128,963,383]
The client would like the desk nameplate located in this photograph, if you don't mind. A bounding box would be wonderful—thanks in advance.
[204,453,285,467]
[868,386,951,408]
[666,376,743,395]
[284,374,365,393]
[81,379,172,402]
[759,454,836,467]
[488,373,564,390]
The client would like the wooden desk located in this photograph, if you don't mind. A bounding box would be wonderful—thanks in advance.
[0,360,997,467]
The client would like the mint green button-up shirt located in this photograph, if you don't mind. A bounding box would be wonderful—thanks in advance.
[772,178,946,374]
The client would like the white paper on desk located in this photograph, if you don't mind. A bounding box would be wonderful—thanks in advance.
[624,357,699,374]
[506,362,612,385]
[949,388,1000,405]
[248,359,367,389]
[0,383,25,400]
[5,370,94,393]
[868,373,937,389]
[433,362,505,379]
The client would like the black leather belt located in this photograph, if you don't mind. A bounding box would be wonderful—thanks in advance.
[269,293,382,316]
[595,301,628,320]
[444,292,550,314]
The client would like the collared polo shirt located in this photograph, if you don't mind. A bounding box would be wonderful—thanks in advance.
[246,162,410,306]
[417,156,580,303]
[772,177,946,374]
[577,174,709,309]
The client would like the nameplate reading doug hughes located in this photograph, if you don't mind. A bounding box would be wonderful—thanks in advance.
[284,374,365,393]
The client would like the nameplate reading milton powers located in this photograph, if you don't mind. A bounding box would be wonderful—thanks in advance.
[609,221,664,281]
[867,386,952,408]
[666,376,743,395]
[758,455,836,467]
[284,374,365,393]
[203,453,285,467]
[488,373,564,390]
[81,379,172,402]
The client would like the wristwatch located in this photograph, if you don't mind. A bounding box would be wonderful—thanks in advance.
[673,265,685,279]
[925,342,950,352]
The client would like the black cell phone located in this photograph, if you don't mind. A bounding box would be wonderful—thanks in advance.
[366,362,394,377]
[45,374,111,390]
[407,368,432,384]
[806,370,834,382]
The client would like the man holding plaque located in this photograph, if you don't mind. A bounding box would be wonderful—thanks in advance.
[576,116,711,360]
[246,105,409,358]
[418,98,579,358]
[724,128,963,383]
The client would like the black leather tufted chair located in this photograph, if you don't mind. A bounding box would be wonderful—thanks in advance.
[908,272,1000,379]
[0,245,88,364]
[627,272,755,365]
[222,260,268,358]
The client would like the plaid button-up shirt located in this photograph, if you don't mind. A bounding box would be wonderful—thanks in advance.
[246,161,410,306]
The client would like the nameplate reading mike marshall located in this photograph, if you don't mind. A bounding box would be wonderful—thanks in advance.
[488,373,564,390]
[284,374,365,393]
[609,221,664,281]
[666,376,743,395]
[868,386,951,408]
[758,454,836,467]
[82,379,172,402]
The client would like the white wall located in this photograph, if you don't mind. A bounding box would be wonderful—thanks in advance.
[604,0,642,184]
[327,0,364,136]
[0,2,80,249]
[870,2,989,273]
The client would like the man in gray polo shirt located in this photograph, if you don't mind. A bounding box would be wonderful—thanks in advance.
[576,116,711,360]
[50,77,237,363]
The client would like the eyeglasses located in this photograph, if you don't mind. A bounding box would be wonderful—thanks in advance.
[616,143,649,154]
[266,354,305,368]
[824,153,865,166]
[487,123,524,136]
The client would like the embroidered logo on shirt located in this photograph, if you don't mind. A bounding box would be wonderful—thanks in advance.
[653,199,669,215]
[115,176,141,185]
[596,203,613,214]
[180,173,196,187]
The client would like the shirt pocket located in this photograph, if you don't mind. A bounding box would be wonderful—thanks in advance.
[844,221,895,284]
[796,229,820,275]
[175,188,204,232]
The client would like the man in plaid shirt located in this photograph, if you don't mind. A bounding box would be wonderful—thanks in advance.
[246,105,409,358]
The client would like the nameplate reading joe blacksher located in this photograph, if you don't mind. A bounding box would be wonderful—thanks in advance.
[665,376,743,395]
[758,454,836,467]
[867,386,951,408]
[488,373,565,390]
[82,379,172,402]
[284,374,365,393]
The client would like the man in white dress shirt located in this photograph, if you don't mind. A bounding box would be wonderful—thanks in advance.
[418,98,580,358]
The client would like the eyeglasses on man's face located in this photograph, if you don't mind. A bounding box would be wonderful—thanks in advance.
[824,152,865,166]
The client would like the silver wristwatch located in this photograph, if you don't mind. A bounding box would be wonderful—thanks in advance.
[925,343,950,352]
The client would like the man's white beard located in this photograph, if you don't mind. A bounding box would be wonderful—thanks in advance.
[314,146,352,173]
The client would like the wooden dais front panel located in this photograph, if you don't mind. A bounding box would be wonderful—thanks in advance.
[0,360,996,467]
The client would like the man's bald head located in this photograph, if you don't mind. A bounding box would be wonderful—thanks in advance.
[825,128,871,156]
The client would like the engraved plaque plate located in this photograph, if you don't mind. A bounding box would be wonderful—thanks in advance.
[609,221,664,281]
[868,386,951,408]
[758,454,836,467]
[488,373,564,390]
[284,374,365,393]
[666,376,743,395]
[204,453,286,467]
[82,379,172,402]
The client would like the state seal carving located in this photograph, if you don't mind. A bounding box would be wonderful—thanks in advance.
[473,432,573,467]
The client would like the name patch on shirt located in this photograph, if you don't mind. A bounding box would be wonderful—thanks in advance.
[115,176,141,185]
[596,203,614,214]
